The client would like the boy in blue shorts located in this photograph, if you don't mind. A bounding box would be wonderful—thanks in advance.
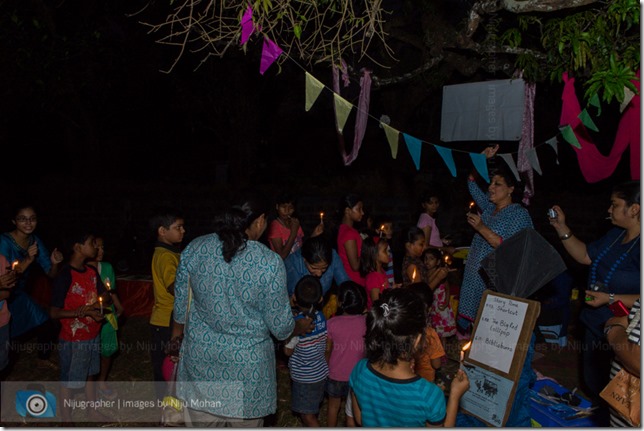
[284,275,328,427]
[51,231,107,423]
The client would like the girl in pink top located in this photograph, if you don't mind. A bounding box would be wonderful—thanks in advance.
[267,193,323,260]
[417,190,454,254]
[325,281,367,427]
[360,237,391,309]
[337,194,365,286]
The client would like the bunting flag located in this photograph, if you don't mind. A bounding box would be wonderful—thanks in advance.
[381,123,400,159]
[403,134,422,171]
[545,136,559,164]
[589,93,601,116]
[333,93,353,133]
[620,86,636,113]
[578,109,599,132]
[470,153,490,183]
[305,72,324,112]
[559,125,581,149]
[499,153,520,182]
[525,148,543,175]
[240,5,254,45]
[434,145,457,177]
[259,37,283,75]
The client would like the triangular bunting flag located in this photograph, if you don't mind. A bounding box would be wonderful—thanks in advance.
[545,136,559,165]
[620,86,636,113]
[434,145,457,177]
[403,134,422,171]
[499,153,520,182]
[305,72,324,112]
[559,125,581,149]
[589,93,601,116]
[259,37,283,75]
[381,123,400,159]
[470,153,490,183]
[240,5,254,45]
[525,148,543,175]
[578,109,599,132]
[333,93,353,133]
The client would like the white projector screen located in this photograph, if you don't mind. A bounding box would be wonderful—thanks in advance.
[440,79,525,142]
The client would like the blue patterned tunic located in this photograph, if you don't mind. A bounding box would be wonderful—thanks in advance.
[173,234,294,419]
[458,180,533,326]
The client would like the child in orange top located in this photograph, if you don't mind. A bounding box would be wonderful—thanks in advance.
[360,237,391,309]
[406,282,445,383]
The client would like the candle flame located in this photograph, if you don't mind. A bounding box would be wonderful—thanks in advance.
[11,261,18,270]
[99,296,103,303]
[380,224,385,231]
[105,280,111,290]
[462,341,472,352]
[411,268,417,282]
[469,201,475,210]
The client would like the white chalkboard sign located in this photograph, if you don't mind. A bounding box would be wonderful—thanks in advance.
[469,294,528,373]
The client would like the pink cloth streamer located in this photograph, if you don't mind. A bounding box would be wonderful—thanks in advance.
[518,81,536,205]
[259,37,282,75]
[559,71,640,182]
[332,62,371,165]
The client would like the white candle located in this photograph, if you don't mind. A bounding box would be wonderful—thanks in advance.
[319,212,324,223]
[99,296,103,314]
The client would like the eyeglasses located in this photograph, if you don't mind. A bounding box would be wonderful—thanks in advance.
[15,216,37,223]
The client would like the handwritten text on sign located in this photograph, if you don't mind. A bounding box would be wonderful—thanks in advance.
[469,295,527,373]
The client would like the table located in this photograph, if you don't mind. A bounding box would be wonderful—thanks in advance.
[116,274,154,317]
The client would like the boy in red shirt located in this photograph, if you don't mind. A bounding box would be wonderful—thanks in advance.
[51,231,106,423]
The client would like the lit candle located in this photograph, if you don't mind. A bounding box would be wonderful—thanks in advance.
[443,255,452,267]
[468,201,476,213]
[379,224,385,238]
[319,212,324,223]
[105,280,111,291]
[99,296,103,314]
[460,341,472,362]
[411,268,417,282]
[11,260,19,271]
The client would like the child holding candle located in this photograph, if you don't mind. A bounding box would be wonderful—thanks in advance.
[423,249,457,346]
[401,226,428,287]
[417,190,455,254]
[349,288,469,427]
[87,235,124,400]
[50,230,107,423]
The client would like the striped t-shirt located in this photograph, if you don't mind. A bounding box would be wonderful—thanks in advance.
[349,359,446,427]
[288,310,328,383]
[608,299,640,427]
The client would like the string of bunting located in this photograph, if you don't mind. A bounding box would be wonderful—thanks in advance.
[240,6,609,183]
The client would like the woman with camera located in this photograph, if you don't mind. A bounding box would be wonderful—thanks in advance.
[549,181,640,409]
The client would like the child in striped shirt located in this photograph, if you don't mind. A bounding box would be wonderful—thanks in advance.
[285,275,328,426]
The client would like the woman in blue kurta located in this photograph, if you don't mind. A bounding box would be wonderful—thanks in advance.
[549,180,640,407]
[0,205,63,348]
[170,195,312,426]
[458,145,534,334]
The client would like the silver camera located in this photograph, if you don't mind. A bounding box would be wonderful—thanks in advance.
[547,208,557,219]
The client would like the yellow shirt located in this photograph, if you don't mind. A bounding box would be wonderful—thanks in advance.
[150,245,180,327]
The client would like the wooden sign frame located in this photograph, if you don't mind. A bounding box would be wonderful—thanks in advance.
[459,291,541,427]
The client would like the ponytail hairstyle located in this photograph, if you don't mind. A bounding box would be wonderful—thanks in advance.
[213,192,268,263]
[366,288,426,366]
[404,226,425,247]
[338,193,363,219]
[336,280,367,316]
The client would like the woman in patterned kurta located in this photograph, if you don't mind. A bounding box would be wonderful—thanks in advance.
[171,196,311,426]
[458,146,533,334]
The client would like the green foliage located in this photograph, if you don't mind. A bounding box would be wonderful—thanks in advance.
[507,0,640,104]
